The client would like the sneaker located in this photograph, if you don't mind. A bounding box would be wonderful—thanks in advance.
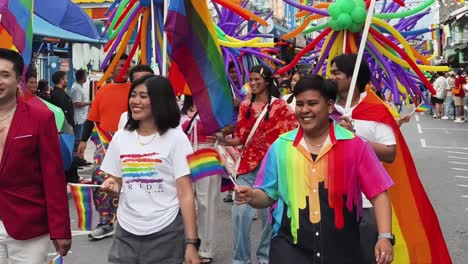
[88,223,114,240]
[454,118,465,123]
[441,116,449,120]
[223,194,233,203]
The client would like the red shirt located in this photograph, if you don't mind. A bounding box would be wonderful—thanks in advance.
[235,99,297,175]
[454,76,466,97]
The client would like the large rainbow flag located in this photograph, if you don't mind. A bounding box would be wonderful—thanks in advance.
[165,0,235,134]
[343,92,451,263]
[69,184,94,231]
[0,0,34,67]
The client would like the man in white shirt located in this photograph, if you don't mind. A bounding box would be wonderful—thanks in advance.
[70,69,92,165]
[330,54,396,264]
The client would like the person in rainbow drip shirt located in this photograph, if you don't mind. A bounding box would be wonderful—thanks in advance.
[235,75,394,264]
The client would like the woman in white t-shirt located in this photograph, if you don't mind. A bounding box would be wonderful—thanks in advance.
[101,75,200,264]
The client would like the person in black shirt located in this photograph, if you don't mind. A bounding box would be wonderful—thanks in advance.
[50,71,74,129]
[50,70,79,183]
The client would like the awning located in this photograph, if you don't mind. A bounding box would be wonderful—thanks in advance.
[33,14,104,43]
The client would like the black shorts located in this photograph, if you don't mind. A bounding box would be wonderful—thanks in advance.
[431,96,444,104]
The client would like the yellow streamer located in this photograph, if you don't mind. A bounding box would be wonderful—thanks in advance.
[371,17,416,61]
[368,35,449,72]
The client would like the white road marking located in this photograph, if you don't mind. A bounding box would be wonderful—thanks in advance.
[452,168,468,171]
[455,175,468,179]
[421,145,468,150]
[415,115,420,122]
[462,195,468,198]
[448,156,468,160]
[457,184,468,188]
[449,161,468,165]
[420,138,426,147]
[417,124,423,134]
[446,151,468,155]
[419,127,468,131]
[72,230,91,236]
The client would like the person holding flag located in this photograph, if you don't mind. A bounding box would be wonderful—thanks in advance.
[235,75,394,263]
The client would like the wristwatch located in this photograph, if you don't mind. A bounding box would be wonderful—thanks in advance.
[185,238,201,249]
[378,233,395,246]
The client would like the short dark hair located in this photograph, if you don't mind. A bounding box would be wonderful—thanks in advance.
[293,74,338,102]
[26,65,37,80]
[228,61,235,70]
[104,53,129,72]
[331,54,371,93]
[125,75,180,135]
[129,64,154,82]
[38,79,49,91]
[75,69,87,82]
[0,48,24,78]
[457,69,463,76]
[52,71,67,85]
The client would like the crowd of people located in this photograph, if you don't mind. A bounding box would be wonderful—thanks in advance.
[430,70,468,122]
[2,46,453,264]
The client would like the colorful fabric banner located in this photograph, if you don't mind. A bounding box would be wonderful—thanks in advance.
[343,92,451,263]
[165,0,235,133]
[0,0,34,67]
[431,24,440,41]
[69,184,94,231]
[187,149,227,182]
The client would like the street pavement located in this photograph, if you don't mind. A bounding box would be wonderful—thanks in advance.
[48,111,468,264]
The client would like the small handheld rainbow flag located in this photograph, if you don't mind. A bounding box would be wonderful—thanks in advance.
[69,184,95,231]
[187,149,227,182]
[50,255,63,264]
[414,103,432,113]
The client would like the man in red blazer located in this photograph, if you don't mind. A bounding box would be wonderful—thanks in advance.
[0,49,71,263]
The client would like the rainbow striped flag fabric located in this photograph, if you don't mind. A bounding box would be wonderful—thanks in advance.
[165,0,235,134]
[0,0,34,67]
[431,24,440,40]
[69,184,94,231]
[49,255,63,264]
[187,149,227,182]
[415,103,432,112]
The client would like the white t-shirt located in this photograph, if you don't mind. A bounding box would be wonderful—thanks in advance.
[335,92,396,208]
[70,82,89,124]
[118,112,128,130]
[101,128,193,235]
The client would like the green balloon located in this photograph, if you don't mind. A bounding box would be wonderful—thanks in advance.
[355,0,366,9]
[40,98,65,131]
[328,3,341,18]
[328,17,339,31]
[339,0,355,14]
[374,0,434,20]
[337,13,353,29]
[351,8,367,23]
[350,22,363,33]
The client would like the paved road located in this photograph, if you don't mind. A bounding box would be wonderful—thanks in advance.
[49,112,468,264]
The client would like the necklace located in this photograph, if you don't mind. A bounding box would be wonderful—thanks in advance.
[304,136,324,148]
[137,130,157,146]
[0,105,16,123]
